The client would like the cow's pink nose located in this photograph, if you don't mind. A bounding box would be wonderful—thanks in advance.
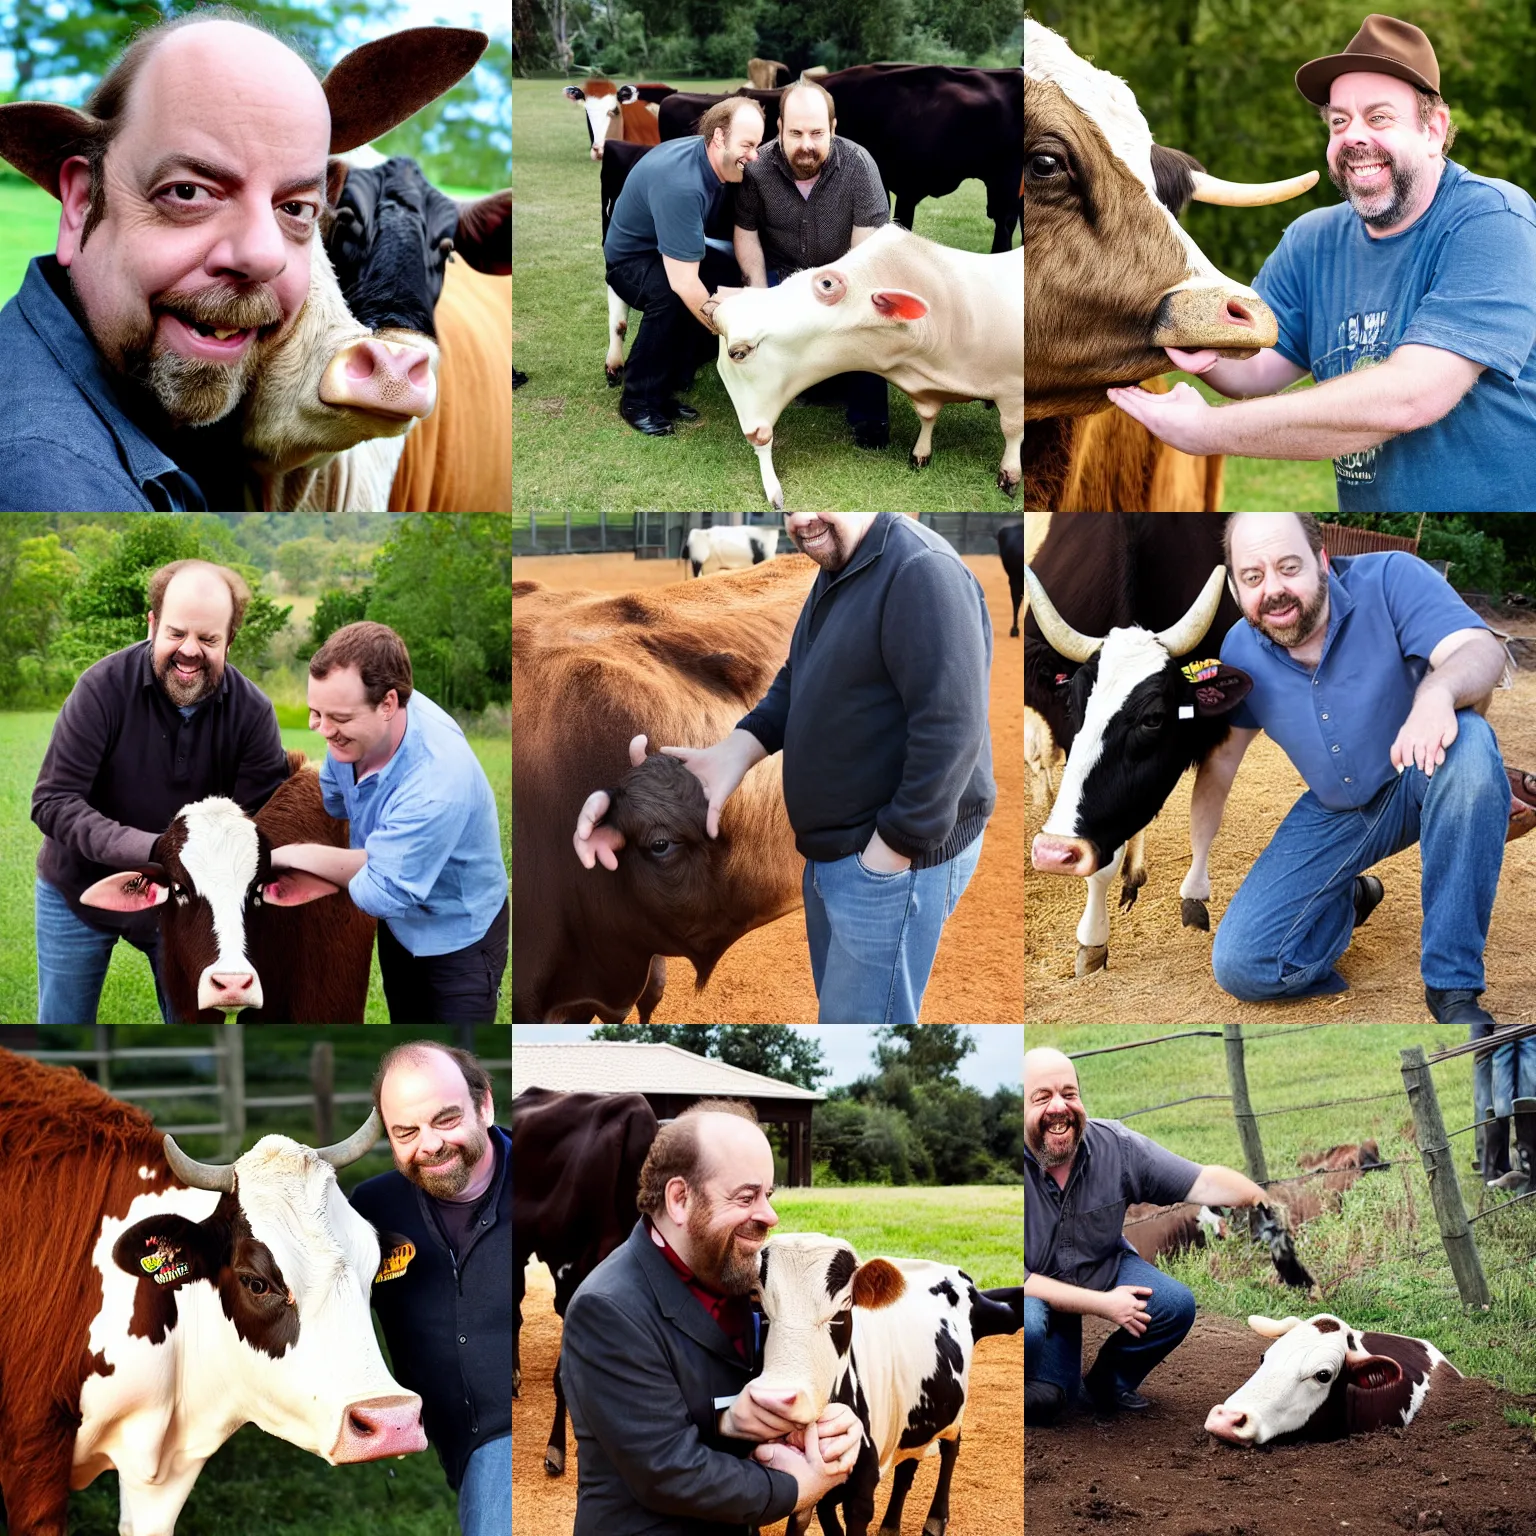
[209,972,256,996]
[320,339,436,419]
[1031,835,1098,876]
[1204,1405,1251,1442]
[332,1395,428,1463]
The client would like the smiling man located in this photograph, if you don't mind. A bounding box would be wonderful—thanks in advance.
[1107,15,1536,511]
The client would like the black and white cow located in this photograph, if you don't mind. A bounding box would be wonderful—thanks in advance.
[752,1232,1022,1536]
[682,525,778,576]
[1205,1314,1460,1445]
[1025,512,1251,975]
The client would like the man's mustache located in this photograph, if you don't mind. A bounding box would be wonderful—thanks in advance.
[157,283,283,333]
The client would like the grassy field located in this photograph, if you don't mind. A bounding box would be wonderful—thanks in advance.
[1028,1024,1536,1394]
[771,1185,1023,1289]
[513,77,1021,515]
[0,711,510,1024]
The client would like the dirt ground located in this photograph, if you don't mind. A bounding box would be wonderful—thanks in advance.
[1025,643,1536,1027]
[514,1261,1024,1535]
[512,542,1024,1024]
[1026,1313,1536,1536]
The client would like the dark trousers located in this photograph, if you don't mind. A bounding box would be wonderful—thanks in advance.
[606,248,740,413]
[378,900,508,1023]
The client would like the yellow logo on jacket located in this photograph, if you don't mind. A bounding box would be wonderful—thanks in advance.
[374,1240,416,1283]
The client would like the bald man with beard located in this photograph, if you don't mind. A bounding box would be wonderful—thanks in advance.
[1024,1049,1267,1425]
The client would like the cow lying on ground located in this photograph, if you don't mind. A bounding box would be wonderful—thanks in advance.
[1280,1140,1389,1226]
[79,752,375,1021]
[682,524,779,576]
[0,1050,424,1536]
[511,1087,657,1477]
[713,224,1023,509]
[1205,1314,1461,1445]
[752,1232,1022,1536]
[997,521,1023,637]
[1122,1202,1227,1264]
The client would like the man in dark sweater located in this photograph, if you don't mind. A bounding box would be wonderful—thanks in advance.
[350,1041,510,1536]
[30,557,288,1022]
[576,512,994,1023]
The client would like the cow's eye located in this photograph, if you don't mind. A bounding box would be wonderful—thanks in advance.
[1027,153,1066,183]
[241,1275,270,1296]
[1139,710,1167,732]
[1314,1369,1332,1383]
[728,342,755,362]
[648,837,673,856]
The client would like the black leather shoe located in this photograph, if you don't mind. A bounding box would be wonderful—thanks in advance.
[1083,1370,1151,1414]
[1352,874,1384,928]
[620,405,675,436]
[661,399,700,421]
[1425,987,1498,1027]
[852,421,890,449]
[1025,1381,1065,1426]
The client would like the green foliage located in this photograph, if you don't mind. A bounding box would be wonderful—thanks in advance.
[0,517,79,707]
[874,1023,977,1083]
[588,1024,831,1089]
[1330,513,1516,594]
[813,1098,925,1184]
[308,583,373,649]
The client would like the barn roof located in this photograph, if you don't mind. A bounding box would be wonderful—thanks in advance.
[511,1043,825,1102]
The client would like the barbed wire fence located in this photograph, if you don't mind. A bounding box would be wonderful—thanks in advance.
[1064,1021,1536,1307]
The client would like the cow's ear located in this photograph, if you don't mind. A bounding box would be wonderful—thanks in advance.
[850,1258,906,1310]
[0,100,96,199]
[616,84,638,103]
[112,1215,219,1289]
[79,867,169,912]
[260,871,341,907]
[1177,663,1252,718]
[1343,1351,1403,1389]
[324,28,487,155]
[870,289,929,322]
[563,85,586,102]
[455,189,512,275]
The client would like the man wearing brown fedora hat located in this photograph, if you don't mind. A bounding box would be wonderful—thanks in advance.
[0,12,481,511]
[1109,13,1536,512]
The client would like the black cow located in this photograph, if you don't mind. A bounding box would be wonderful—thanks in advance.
[511,1087,658,1476]
[657,86,786,144]
[997,520,1023,637]
[1025,513,1250,975]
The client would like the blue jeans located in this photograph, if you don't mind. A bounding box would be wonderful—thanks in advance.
[457,1434,510,1536]
[803,832,983,1024]
[1212,710,1506,1000]
[1025,1248,1196,1397]
[1491,1036,1536,1117]
[36,878,175,1024]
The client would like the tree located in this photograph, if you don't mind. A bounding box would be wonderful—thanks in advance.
[308,584,372,649]
[0,521,78,706]
[873,1025,976,1084]
[713,1026,829,1091]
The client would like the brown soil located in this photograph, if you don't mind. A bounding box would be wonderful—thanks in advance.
[1025,665,1536,1026]
[1026,1314,1536,1536]
[514,1262,1024,1535]
[512,544,1024,1025]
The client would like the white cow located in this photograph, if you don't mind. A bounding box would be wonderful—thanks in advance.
[682,524,779,576]
[712,223,1024,509]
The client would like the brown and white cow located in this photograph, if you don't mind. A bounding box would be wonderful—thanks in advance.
[1123,1202,1226,1264]
[563,77,669,160]
[79,753,375,1021]
[1205,1314,1460,1445]
[0,1050,424,1536]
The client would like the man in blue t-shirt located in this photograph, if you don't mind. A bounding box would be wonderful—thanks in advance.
[1107,16,1536,512]
[604,97,763,436]
[1196,514,1534,1029]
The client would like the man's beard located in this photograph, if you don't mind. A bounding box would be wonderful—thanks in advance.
[400,1121,490,1199]
[1251,575,1328,648]
[1027,1105,1085,1169]
[155,652,221,706]
[790,520,851,571]
[791,145,828,177]
[1328,145,1421,231]
[686,1199,768,1295]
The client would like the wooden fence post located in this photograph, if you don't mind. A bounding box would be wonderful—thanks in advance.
[311,1042,335,1143]
[1223,1024,1269,1236]
[1401,1045,1490,1309]
[95,1025,112,1091]
[219,1023,245,1161]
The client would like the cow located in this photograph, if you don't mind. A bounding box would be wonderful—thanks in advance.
[1122,1202,1227,1264]
[748,57,792,89]
[657,86,786,145]
[751,1232,1023,1536]
[512,560,813,1023]
[511,1087,658,1477]
[997,521,1023,637]
[1279,1140,1389,1226]
[0,1049,426,1536]
[682,524,779,576]
[563,77,674,159]
[712,223,1023,509]
[1205,1314,1461,1445]
[77,752,376,1022]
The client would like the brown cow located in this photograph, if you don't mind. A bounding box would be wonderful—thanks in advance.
[563,77,663,160]
[512,560,814,1023]
[747,57,792,89]
[1283,1140,1387,1225]
[1123,1201,1227,1263]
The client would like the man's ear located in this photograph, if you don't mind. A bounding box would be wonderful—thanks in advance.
[57,154,91,265]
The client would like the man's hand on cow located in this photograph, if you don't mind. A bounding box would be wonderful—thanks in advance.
[812,1402,863,1473]
[660,728,766,838]
[1106,380,1215,455]
[1390,684,1458,778]
[719,1384,806,1441]
[572,734,648,870]
[753,1411,849,1513]
[1099,1284,1154,1336]
[860,828,912,873]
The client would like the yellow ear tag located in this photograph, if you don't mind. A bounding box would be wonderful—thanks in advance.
[374,1240,416,1284]
[1180,658,1221,684]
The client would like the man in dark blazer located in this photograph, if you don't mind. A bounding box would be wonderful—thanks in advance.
[560,1099,860,1535]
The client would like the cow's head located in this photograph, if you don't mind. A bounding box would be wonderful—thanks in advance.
[752,1232,907,1425]
[563,77,649,159]
[1027,564,1252,875]
[1204,1314,1443,1445]
[1023,20,1317,418]
[106,1116,426,1463]
[79,794,340,1016]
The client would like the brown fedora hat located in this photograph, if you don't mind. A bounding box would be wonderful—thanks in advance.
[1296,14,1440,106]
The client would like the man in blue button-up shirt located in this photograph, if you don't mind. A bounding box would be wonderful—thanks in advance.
[1197,513,1528,1027]
[270,621,508,1022]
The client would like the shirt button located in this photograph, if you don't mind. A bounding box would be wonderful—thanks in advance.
[1331,744,1340,753]
[1344,776,1353,784]
[459,1335,467,1344]
[1321,712,1329,720]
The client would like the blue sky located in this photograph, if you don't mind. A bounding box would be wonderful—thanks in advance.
[512,1026,1024,1095]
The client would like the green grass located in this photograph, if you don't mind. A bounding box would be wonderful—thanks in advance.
[0,176,59,307]
[1028,1025,1536,1392]
[771,1185,1023,1288]
[513,78,1021,515]
[0,712,510,1024]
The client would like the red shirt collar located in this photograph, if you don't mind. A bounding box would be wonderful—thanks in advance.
[644,1216,751,1358]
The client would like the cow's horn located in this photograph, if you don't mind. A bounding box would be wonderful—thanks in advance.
[1023,568,1103,663]
[163,1134,237,1193]
[315,1108,383,1168]
[1190,169,1319,208]
[1153,566,1227,658]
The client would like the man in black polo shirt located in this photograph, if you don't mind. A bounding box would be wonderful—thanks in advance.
[1024,1047,1268,1425]
[733,78,892,447]
[350,1041,510,1536]
[30,557,287,1022]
